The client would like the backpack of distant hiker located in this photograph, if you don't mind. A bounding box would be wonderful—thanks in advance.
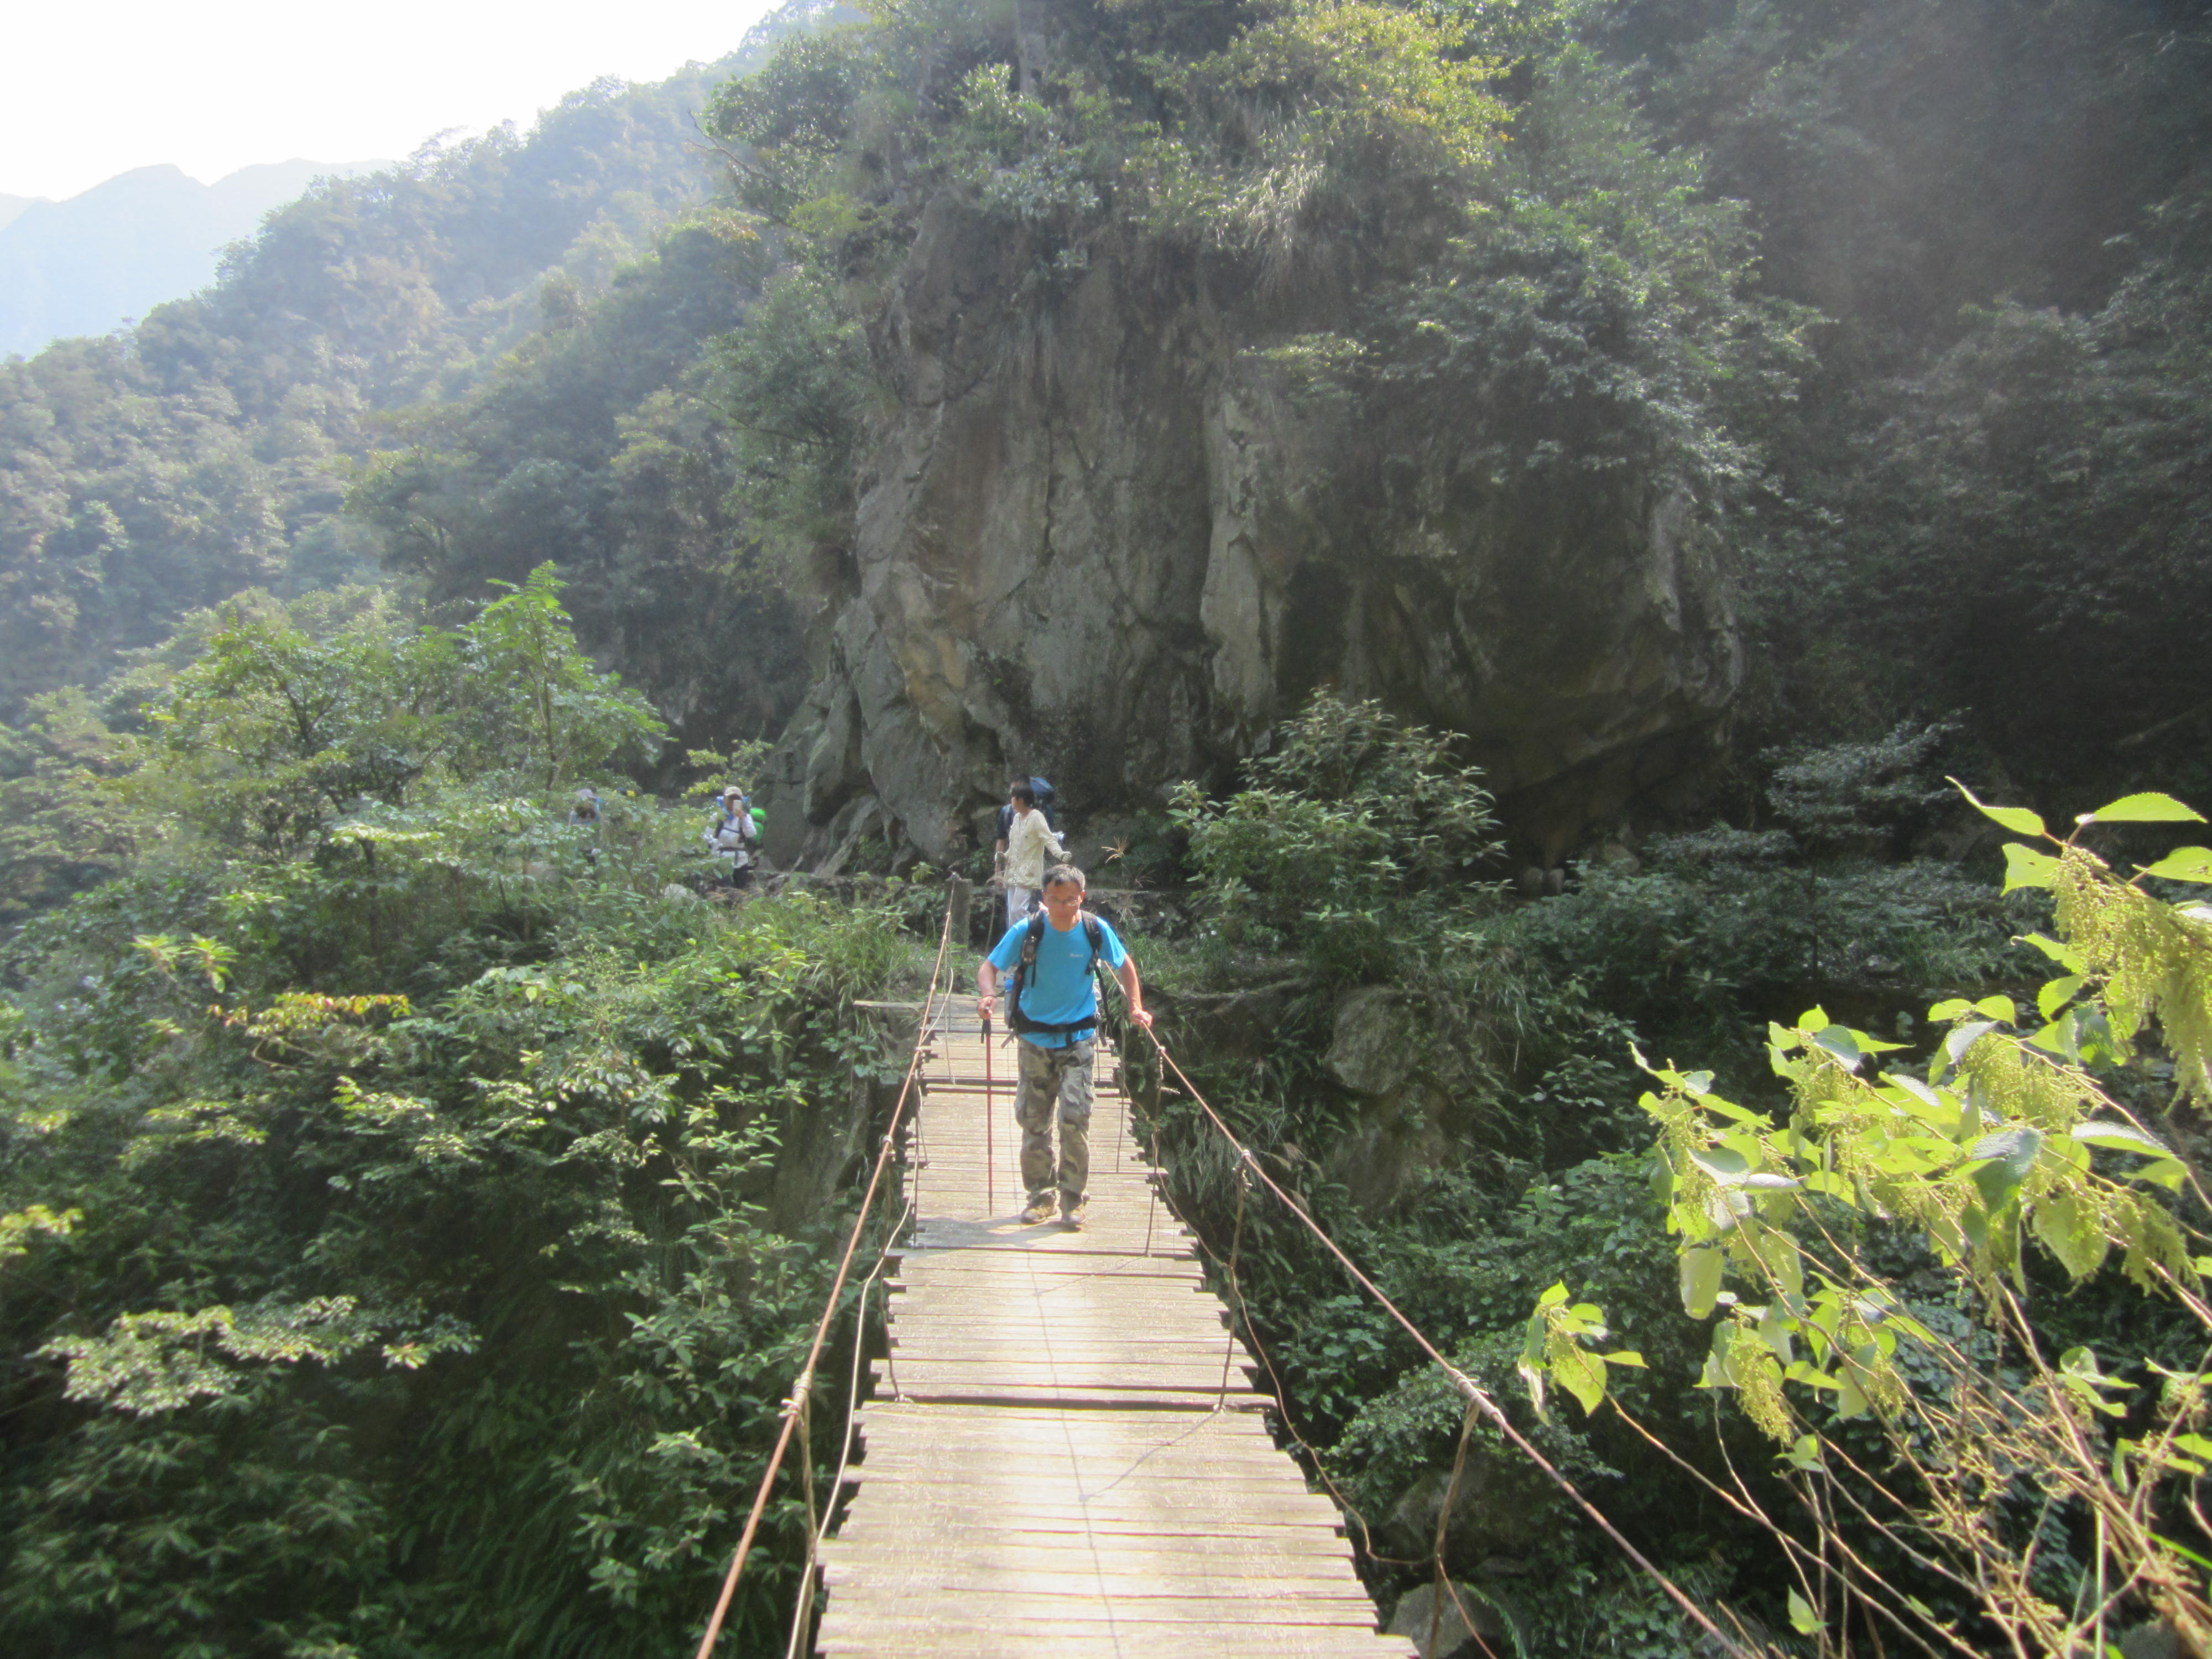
[1004,910,1112,1037]
[1029,776,1058,832]
[707,801,758,867]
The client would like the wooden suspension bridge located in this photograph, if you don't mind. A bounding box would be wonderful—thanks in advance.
[812,996,1418,1659]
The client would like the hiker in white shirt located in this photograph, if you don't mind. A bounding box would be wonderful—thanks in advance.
[997,779,1066,927]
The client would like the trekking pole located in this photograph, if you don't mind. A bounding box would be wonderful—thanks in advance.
[982,1008,995,1215]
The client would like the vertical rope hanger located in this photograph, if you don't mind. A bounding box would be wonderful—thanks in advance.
[691,899,957,1659]
[1138,1026,1764,1659]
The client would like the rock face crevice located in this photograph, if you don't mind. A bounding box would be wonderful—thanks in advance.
[758,194,1740,870]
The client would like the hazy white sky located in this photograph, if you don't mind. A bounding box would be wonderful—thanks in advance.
[3,0,785,201]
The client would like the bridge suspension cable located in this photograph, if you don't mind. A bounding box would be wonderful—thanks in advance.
[1135,1025,1764,1659]
[691,894,958,1659]
[691,884,1761,1659]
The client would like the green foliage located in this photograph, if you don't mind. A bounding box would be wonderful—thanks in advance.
[1172,692,1503,981]
[0,686,143,924]
[1125,0,1509,268]
[1339,43,1810,509]
[1,883,912,1655]
[114,569,662,859]
[1526,786,2212,1655]
[1508,728,2031,1070]
[0,547,944,1650]
[347,210,809,751]
[1654,0,2212,796]
[708,264,878,560]
[0,57,769,714]
[0,582,925,1653]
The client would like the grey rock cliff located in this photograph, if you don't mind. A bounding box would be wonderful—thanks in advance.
[758,195,1740,868]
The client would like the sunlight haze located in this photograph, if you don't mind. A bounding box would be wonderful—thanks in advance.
[3,0,783,201]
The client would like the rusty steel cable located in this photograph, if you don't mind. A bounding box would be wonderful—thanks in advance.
[691,896,957,1659]
[1138,1025,1762,1659]
[781,1193,915,1659]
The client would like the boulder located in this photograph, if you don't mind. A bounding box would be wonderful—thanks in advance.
[1387,1582,1481,1659]
[1388,1579,1527,1659]
[1146,980,1300,1068]
[1325,987,1415,1097]
[1383,1450,1556,1571]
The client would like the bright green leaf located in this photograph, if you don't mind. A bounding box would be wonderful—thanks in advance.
[2142,847,2212,884]
[2038,975,2084,1021]
[1552,1343,1608,1416]
[1788,1590,1821,1635]
[1935,1019,1997,1083]
[2003,843,2060,892]
[2032,1189,2109,1280]
[2082,792,2205,825]
[2021,931,2088,972]
[1691,1146,1751,1181]
[1681,1246,1724,1319]
[1811,1026,1863,1068]
[2072,1120,2172,1156]
[1951,779,2046,837]
[1967,1126,2043,1210]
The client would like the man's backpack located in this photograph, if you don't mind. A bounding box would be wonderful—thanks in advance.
[1029,776,1058,831]
[1004,910,1111,1037]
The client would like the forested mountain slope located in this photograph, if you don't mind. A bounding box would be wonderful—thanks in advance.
[0,12,823,739]
[2,3,2211,1655]
[0,159,389,359]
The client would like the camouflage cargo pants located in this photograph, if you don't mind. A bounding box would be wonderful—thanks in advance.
[1014,1037,1093,1207]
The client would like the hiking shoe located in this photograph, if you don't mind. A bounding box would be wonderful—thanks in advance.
[1020,1198,1056,1224]
[1062,1202,1087,1232]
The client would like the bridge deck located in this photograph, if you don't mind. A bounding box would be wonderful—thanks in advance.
[816,1001,1414,1658]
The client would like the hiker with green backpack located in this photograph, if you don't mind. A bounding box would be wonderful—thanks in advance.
[703,786,762,891]
[974,863,1152,1229]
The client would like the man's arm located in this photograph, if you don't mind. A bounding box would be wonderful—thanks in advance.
[976,958,1001,1021]
[1116,956,1152,1030]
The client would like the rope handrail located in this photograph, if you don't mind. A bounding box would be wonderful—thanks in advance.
[1136,1025,1765,1659]
[691,896,958,1659]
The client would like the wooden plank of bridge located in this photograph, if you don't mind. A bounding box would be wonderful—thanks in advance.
[816,997,1416,1659]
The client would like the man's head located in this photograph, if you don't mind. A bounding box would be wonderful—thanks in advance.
[1040,865,1086,927]
[1010,781,1036,809]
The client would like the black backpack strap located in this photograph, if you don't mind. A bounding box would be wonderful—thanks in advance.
[1009,912,1108,1036]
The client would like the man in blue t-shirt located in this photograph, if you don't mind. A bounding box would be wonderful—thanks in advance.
[974,864,1153,1229]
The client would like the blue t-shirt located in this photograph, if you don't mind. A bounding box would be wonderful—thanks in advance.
[987,911,1129,1048]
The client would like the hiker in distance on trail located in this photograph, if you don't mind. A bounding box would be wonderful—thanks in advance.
[703,786,761,891]
[992,778,1065,931]
[974,863,1152,1231]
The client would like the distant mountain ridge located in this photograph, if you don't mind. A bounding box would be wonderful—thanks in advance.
[0,159,387,358]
